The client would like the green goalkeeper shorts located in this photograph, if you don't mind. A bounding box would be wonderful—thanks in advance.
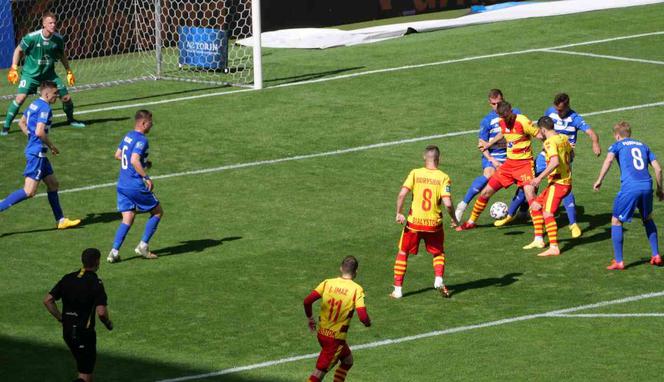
[17,74,68,97]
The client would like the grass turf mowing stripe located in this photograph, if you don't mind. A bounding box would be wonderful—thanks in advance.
[13,31,663,124]
[33,99,664,199]
[542,49,664,65]
[155,290,664,382]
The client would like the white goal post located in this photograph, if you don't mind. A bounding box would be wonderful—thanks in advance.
[0,0,262,100]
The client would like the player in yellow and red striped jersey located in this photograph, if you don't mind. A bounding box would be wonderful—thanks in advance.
[392,145,461,299]
[529,116,574,257]
[304,256,371,382]
[459,101,543,244]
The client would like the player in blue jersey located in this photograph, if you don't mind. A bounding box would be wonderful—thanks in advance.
[0,81,80,229]
[455,89,521,221]
[593,121,663,270]
[107,110,162,263]
[495,93,600,236]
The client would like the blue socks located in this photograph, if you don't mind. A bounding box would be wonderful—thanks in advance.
[0,189,28,212]
[508,188,526,217]
[463,176,488,204]
[563,192,577,225]
[47,191,64,222]
[141,215,161,243]
[644,219,659,256]
[113,223,131,250]
[611,225,624,263]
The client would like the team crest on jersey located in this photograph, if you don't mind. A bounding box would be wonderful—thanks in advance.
[136,141,144,149]
[124,136,133,144]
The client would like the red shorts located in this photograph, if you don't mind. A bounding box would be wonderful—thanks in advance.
[316,334,351,372]
[488,159,534,190]
[398,226,444,255]
[534,183,572,214]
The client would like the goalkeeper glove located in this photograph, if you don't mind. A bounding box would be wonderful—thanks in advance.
[7,65,19,85]
[66,70,75,86]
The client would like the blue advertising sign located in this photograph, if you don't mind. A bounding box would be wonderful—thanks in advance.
[178,26,228,70]
[0,0,15,69]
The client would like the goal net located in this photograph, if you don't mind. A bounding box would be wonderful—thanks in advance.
[0,0,262,99]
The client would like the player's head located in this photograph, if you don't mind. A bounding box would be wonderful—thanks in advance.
[135,109,153,133]
[423,145,440,165]
[613,121,632,140]
[487,89,504,112]
[39,80,59,104]
[42,12,57,34]
[553,93,570,116]
[340,256,359,278]
[537,116,556,138]
[81,248,101,271]
[496,101,513,120]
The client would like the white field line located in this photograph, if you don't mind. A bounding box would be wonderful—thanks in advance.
[156,290,664,382]
[550,313,664,318]
[32,99,664,199]
[542,49,664,65]
[9,31,661,123]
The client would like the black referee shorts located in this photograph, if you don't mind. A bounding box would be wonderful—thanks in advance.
[63,329,97,374]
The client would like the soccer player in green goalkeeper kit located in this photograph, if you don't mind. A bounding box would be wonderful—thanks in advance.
[3,11,84,136]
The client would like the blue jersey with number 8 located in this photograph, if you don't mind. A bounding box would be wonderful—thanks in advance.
[117,131,149,189]
[608,138,655,192]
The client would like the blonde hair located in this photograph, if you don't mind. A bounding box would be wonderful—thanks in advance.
[613,121,632,138]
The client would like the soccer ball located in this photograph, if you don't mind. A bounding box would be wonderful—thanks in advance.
[489,202,508,220]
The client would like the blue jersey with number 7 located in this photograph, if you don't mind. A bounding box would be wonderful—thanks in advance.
[117,130,150,189]
[608,138,655,192]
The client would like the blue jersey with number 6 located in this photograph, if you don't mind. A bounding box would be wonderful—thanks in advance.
[609,138,655,192]
[117,131,149,189]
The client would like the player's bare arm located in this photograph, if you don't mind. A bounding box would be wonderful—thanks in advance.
[593,153,616,191]
[131,153,153,191]
[18,116,29,135]
[43,293,62,323]
[395,187,410,224]
[114,148,122,160]
[651,159,664,201]
[586,128,601,156]
[96,305,113,330]
[481,132,503,151]
[532,155,559,188]
[36,122,58,155]
[442,196,461,229]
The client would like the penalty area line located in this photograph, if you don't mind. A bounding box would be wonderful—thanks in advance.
[155,290,664,382]
[34,99,664,199]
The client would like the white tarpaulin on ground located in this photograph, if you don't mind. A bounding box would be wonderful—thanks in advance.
[238,0,664,49]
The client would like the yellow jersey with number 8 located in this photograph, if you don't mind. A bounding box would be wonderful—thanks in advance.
[402,167,451,232]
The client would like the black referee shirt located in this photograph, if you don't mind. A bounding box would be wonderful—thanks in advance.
[49,269,107,332]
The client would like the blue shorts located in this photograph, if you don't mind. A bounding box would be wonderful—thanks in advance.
[23,155,53,181]
[481,156,506,170]
[613,189,653,223]
[117,187,159,213]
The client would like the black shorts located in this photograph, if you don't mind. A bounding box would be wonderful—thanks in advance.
[63,328,96,374]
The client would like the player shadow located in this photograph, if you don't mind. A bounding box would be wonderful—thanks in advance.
[51,116,130,129]
[401,273,523,298]
[625,257,653,269]
[0,226,58,238]
[265,66,365,85]
[0,335,290,382]
[80,211,123,225]
[122,236,242,261]
[558,212,615,251]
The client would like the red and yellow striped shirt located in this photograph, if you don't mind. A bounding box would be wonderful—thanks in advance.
[499,114,540,160]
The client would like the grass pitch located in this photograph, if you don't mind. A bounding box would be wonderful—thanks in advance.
[1,4,664,381]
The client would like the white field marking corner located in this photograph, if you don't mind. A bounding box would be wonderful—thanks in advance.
[155,291,664,382]
[542,49,664,65]
[34,99,664,199]
[11,30,662,123]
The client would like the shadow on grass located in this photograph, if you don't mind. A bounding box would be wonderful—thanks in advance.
[75,85,227,109]
[122,237,242,261]
[0,226,58,238]
[80,211,122,225]
[559,212,615,251]
[0,335,289,382]
[402,273,522,298]
[265,66,365,85]
[51,116,130,129]
[625,257,653,269]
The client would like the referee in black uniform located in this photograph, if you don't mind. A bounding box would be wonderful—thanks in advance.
[43,248,113,382]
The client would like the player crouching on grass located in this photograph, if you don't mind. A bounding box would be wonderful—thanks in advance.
[304,256,371,382]
[391,145,461,299]
[593,121,663,270]
[528,116,574,257]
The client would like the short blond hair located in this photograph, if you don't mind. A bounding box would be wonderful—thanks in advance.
[613,121,632,138]
[42,11,56,22]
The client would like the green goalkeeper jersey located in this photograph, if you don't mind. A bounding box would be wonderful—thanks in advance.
[19,29,65,78]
